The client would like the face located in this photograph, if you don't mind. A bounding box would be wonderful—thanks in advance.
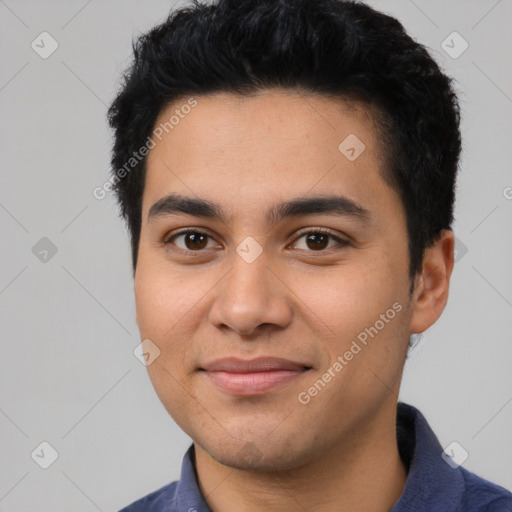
[135,90,416,471]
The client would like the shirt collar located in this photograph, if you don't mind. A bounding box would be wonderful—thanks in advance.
[172,444,211,512]
[391,402,465,511]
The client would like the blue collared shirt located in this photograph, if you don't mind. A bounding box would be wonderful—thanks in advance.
[119,403,512,511]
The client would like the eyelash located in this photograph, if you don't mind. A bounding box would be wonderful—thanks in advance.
[162,227,349,255]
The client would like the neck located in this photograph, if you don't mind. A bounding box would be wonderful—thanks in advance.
[194,402,407,512]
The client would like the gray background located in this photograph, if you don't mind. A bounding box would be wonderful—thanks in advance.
[1,0,511,510]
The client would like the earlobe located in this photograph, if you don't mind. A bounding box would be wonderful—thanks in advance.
[409,230,455,334]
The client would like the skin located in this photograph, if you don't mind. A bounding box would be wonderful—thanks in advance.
[134,90,454,512]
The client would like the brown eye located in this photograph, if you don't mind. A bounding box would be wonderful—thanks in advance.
[165,230,215,251]
[304,232,330,250]
[291,229,348,252]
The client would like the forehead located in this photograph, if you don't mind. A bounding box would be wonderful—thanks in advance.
[148,89,380,160]
[142,90,398,223]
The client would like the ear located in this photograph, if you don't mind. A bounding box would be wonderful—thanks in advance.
[409,230,455,334]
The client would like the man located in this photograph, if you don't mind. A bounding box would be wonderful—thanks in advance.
[107,0,512,510]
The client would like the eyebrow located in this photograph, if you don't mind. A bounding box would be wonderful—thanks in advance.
[147,193,370,225]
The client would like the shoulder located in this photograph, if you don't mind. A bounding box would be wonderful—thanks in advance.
[459,467,512,511]
[118,481,178,512]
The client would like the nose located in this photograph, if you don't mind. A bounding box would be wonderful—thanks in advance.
[208,249,293,338]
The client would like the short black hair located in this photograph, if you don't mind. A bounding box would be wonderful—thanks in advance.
[107,0,461,281]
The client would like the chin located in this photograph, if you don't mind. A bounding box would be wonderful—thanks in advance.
[196,432,316,473]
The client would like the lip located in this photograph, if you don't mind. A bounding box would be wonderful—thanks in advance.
[200,357,312,396]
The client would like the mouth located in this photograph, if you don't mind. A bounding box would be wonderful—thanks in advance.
[199,357,313,396]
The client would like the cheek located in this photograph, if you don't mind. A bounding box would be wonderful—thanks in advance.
[295,261,409,378]
[134,262,201,340]
[134,261,220,380]
[134,264,205,420]
[292,263,396,334]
